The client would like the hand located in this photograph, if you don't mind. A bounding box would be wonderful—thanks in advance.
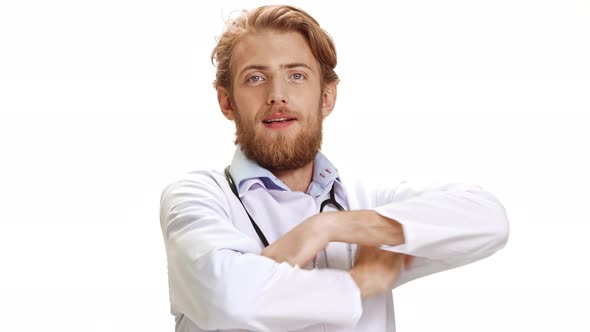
[350,245,406,299]
[261,214,329,267]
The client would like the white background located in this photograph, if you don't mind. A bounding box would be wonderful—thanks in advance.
[1,0,589,331]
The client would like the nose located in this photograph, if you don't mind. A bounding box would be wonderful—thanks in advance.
[266,79,287,105]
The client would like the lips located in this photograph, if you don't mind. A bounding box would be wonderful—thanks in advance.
[262,113,297,124]
[261,113,297,129]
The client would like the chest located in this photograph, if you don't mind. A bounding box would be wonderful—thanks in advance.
[231,184,354,270]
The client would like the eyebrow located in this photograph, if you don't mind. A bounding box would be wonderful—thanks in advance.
[238,63,313,77]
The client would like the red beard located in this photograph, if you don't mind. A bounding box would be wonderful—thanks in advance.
[233,102,323,171]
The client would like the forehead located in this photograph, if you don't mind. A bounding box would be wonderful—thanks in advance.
[231,30,319,75]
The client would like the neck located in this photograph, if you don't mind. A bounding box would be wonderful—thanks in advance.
[271,161,314,193]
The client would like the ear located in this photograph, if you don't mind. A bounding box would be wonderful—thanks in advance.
[217,87,235,121]
[321,82,337,118]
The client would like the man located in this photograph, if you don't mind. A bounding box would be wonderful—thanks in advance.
[160,5,509,331]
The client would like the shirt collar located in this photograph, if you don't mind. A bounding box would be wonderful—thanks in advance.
[228,145,341,197]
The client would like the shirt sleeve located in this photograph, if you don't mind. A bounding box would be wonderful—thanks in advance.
[371,181,510,287]
[160,171,363,331]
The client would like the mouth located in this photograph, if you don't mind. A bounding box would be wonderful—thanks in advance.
[261,114,297,129]
[262,117,296,124]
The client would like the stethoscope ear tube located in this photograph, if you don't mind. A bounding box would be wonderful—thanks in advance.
[225,166,270,247]
[319,182,345,213]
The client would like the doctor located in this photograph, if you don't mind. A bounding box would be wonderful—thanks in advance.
[160,5,509,332]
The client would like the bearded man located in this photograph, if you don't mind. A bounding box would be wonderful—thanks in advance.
[160,5,509,332]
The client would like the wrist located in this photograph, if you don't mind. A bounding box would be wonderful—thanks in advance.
[310,211,338,243]
[328,210,370,243]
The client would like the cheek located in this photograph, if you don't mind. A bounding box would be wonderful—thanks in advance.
[233,93,263,118]
[301,90,323,110]
[235,90,266,108]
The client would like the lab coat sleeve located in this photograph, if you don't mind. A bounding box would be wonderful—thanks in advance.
[160,171,363,331]
[371,181,509,287]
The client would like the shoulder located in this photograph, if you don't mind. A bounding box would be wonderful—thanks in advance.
[160,169,231,214]
[161,169,225,195]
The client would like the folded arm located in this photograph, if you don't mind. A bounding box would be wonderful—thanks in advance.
[261,210,406,266]
[262,180,509,287]
[160,173,362,331]
[372,181,510,286]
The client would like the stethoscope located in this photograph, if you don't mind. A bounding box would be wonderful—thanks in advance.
[224,166,353,270]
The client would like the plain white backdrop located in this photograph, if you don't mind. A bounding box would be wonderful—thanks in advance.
[1,0,589,331]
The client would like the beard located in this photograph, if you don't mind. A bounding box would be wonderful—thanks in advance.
[233,100,323,171]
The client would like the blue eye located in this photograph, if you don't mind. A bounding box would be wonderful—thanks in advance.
[292,73,304,80]
[248,75,264,83]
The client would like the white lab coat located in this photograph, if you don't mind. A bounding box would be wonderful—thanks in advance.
[160,169,509,331]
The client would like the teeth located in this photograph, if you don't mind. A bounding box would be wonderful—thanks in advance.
[264,118,290,123]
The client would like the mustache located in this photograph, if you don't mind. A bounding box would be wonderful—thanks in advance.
[258,106,300,120]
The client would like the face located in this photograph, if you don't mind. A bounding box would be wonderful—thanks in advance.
[217,30,337,171]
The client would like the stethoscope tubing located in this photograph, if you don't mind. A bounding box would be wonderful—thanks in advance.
[224,166,353,269]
